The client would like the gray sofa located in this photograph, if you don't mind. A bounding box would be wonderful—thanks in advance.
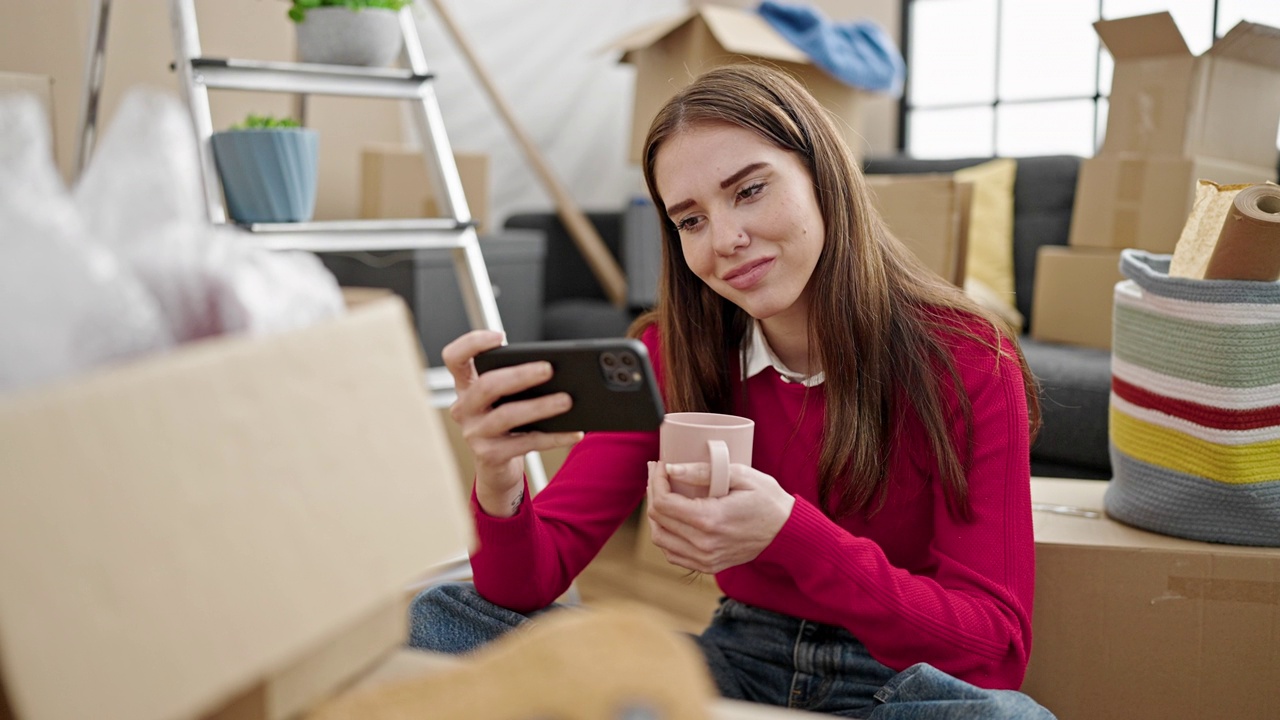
[505,155,1112,480]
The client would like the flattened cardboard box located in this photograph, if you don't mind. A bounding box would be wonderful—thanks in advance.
[609,5,868,163]
[1030,246,1124,350]
[0,298,472,720]
[866,173,972,286]
[1096,12,1280,166]
[1024,478,1280,720]
[1068,152,1275,252]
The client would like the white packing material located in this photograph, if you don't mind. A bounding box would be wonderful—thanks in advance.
[72,88,345,342]
[0,95,170,395]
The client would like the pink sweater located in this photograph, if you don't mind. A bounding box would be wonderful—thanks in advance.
[469,319,1036,690]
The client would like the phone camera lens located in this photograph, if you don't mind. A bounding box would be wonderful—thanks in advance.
[614,368,633,385]
[619,352,637,367]
[600,352,618,369]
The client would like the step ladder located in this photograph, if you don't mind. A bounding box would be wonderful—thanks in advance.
[74,0,552,538]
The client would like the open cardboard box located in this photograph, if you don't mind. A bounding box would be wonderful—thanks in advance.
[1025,478,1280,720]
[1095,12,1280,165]
[609,4,870,163]
[1068,12,1280,252]
[0,296,472,720]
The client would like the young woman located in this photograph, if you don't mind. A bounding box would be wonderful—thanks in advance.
[411,64,1053,719]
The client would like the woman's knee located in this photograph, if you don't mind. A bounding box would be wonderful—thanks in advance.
[872,664,1055,720]
[407,581,520,654]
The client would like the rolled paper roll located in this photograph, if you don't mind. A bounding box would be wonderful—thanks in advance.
[1203,183,1280,282]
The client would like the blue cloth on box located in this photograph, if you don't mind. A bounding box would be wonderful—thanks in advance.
[758,0,905,96]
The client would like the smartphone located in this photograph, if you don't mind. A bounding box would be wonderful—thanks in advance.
[473,338,665,433]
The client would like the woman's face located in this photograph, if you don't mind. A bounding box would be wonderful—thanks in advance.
[653,122,825,327]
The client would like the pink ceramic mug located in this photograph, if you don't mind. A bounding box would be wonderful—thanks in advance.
[658,412,754,498]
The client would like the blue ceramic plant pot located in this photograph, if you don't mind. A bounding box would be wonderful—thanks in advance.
[210,128,318,224]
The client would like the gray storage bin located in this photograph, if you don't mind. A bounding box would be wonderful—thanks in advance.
[320,229,546,368]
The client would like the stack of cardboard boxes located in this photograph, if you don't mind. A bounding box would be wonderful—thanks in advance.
[1032,12,1280,350]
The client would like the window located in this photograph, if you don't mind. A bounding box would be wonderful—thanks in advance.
[901,0,1280,158]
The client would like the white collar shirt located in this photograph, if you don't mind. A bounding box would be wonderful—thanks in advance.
[741,320,826,388]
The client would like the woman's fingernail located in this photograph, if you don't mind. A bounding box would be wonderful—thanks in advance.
[665,463,686,477]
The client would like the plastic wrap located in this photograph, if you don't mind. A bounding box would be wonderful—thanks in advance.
[73,88,344,342]
[0,95,170,394]
[1,86,346,395]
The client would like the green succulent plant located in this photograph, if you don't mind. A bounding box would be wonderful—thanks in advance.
[230,114,303,130]
[287,0,412,23]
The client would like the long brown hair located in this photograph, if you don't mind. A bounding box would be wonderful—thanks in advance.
[631,64,1041,520]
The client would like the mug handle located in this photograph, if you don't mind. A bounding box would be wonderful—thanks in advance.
[707,440,730,498]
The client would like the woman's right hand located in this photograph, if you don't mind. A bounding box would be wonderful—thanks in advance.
[441,330,583,518]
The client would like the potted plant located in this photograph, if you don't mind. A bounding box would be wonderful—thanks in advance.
[210,114,319,224]
[288,0,412,67]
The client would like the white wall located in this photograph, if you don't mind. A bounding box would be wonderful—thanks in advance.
[0,0,902,227]
[417,0,902,225]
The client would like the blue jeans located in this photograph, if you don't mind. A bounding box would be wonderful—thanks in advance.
[408,582,1055,719]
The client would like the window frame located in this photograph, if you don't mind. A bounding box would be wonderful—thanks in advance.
[896,0,1230,156]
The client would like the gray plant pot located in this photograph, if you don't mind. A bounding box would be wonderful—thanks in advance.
[295,7,404,67]
[210,128,319,224]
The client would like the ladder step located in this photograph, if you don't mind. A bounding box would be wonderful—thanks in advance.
[190,57,433,98]
[238,218,474,252]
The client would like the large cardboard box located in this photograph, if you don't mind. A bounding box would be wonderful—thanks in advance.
[360,145,490,233]
[609,5,868,163]
[1095,12,1280,166]
[0,298,472,720]
[866,174,972,286]
[1024,478,1280,720]
[1068,153,1275,252]
[1030,246,1125,350]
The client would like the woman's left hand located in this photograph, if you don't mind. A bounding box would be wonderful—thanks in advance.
[646,461,796,575]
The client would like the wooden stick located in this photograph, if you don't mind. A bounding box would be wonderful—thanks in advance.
[426,0,629,308]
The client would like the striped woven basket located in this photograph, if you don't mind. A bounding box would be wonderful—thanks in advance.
[1105,250,1280,547]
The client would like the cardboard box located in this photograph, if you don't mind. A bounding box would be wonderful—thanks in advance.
[0,298,472,720]
[866,174,972,285]
[360,145,489,233]
[1096,12,1280,167]
[1068,153,1275,252]
[1024,478,1280,720]
[609,5,868,163]
[1030,246,1125,350]
[0,71,56,162]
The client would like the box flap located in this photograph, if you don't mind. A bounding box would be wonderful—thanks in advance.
[606,6,809,65]
[1208,20,1280,70]
[699,4,810,64]
[1094,12,1190,60]
[605,10,696,57]
[0,298,472,720]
